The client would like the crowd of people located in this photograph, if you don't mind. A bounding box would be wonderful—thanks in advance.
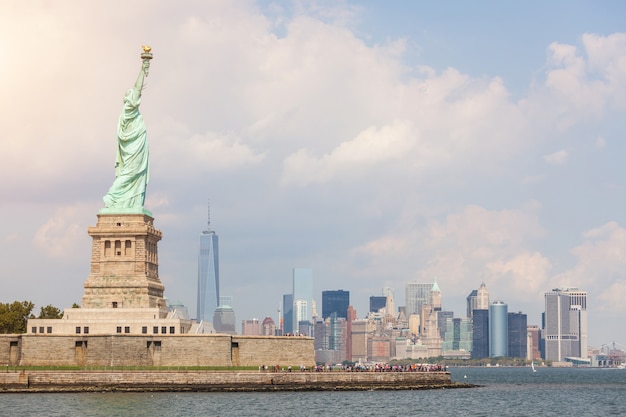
[260,363,447,373]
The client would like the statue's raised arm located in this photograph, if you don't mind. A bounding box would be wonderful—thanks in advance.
[102,46,153,213]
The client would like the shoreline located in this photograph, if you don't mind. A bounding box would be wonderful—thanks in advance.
[0,370,476,393]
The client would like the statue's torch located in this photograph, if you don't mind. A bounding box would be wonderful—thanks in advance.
[141,45,153,77]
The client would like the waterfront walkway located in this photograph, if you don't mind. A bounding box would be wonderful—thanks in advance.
[1,369,473,393]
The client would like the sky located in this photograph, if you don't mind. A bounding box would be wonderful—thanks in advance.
[1,0,625,347]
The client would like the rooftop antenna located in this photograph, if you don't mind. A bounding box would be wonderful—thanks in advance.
[203,198,214,235]
[207,198,211,232]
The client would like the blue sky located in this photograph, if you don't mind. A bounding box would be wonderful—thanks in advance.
[1,0,625,347]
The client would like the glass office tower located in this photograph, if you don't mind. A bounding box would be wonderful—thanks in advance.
[489,301,508,357]
[369,296,387,313]
[322,290,350,319]
[442,317,473,352]
[282,293,293,335]
[507,312,528,358]
[196,226,219,324]
[472,309,489,358]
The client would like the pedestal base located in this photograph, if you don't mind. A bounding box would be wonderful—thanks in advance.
[82,212,165,309]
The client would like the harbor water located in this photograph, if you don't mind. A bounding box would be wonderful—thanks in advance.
[1,367,624,416]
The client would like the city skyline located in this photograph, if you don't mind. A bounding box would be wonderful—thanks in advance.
[1,2,625,347]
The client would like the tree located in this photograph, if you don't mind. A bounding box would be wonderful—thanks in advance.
[38,304,63,319]
[0,301,35,334]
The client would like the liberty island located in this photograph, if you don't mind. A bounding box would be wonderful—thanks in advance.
[0,47,312,373]
[0,47,457,392]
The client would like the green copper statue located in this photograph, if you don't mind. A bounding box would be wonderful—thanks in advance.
[103,46,153,212]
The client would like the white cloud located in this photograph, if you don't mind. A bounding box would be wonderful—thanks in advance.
[281,119,417,186]
[522,32,626,133]
[543,149,569,165]
[33,205,88,260]
[486,252,552,298]
[597,281,626,313]
[553,222,626,313]
[521,174,545,185]
[152,118,266,176]
[348,203,548,308]
[352,235,410,257]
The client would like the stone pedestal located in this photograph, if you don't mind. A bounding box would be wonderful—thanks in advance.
[82,213,166,310]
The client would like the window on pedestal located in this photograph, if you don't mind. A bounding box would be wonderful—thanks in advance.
[115,240,121,256]
[104,240,111,257]
[125,240,132,256]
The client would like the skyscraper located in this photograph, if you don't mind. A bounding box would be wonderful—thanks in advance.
[507,312,527,358]
[346,305,356,361]
[442,317,473,353]
[369,296,387,313]
[489,301,508,357]
[466,290,477,318]
[261,317,276,336]
[437,310,454,340]
[383,287,395,317]
[294,299,308,333]
[472,309,489,359]
[406,281,434,316]
[282,293,293,335]
[527,325,542,360]
[213,296,235,334]
[322,290,350,319]
[292,268,313,333]
[543,287,588,362]
[467,282,490,318]
[241,318,261,335]
[196,205,219,324]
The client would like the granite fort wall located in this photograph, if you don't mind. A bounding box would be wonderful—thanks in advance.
[1,370,454,392]
[1,335,314,368]
[0,336,21,366]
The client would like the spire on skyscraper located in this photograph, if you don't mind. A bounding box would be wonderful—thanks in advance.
[203,198,214,235]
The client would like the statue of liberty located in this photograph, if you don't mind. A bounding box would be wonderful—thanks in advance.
[103,46,153,212]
